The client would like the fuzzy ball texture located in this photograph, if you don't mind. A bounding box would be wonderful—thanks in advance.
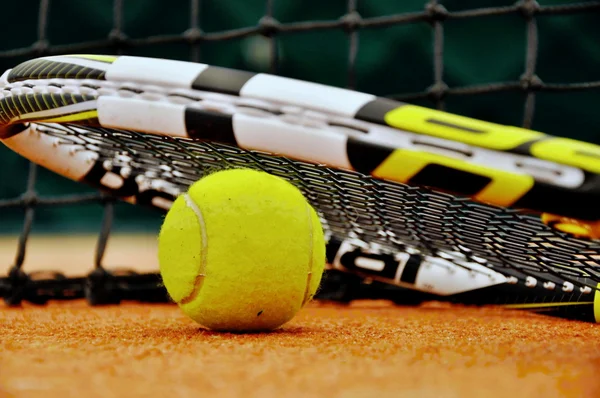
[158,168,326,332]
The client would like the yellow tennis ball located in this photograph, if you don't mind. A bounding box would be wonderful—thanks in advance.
[158,168,326,332]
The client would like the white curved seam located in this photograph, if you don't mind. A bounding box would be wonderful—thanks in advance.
[301,203,314,306]
[179,193,208,304]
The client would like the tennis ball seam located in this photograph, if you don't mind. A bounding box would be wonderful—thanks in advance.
[178,193,208,305]
[301,202,314,306]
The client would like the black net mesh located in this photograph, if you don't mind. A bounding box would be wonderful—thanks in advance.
[1,0,600,307]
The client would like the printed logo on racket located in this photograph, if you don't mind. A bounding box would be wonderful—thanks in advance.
[328,238,508,295]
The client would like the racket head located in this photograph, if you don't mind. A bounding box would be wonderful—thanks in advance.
[3,55,600,321]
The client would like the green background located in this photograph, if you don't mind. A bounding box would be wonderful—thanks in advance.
[0,0,598,234]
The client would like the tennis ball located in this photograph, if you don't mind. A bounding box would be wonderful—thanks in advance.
[158,168,326,332]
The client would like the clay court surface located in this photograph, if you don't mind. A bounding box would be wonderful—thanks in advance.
[2,235,600,398]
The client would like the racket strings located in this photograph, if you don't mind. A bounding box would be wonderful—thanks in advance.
[36,122,600,293]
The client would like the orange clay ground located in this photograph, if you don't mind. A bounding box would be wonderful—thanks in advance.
[2,235,600,398]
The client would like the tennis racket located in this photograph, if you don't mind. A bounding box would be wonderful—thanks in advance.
[2,54,600,322]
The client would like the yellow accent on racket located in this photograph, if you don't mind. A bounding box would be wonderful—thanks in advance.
[504,301,594,310]
[384,105,544,150]
[29,110,99,124]
[372,149,534,207]
[541,213,600,240]
[65,54,119,63]
[530,138,600,174]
